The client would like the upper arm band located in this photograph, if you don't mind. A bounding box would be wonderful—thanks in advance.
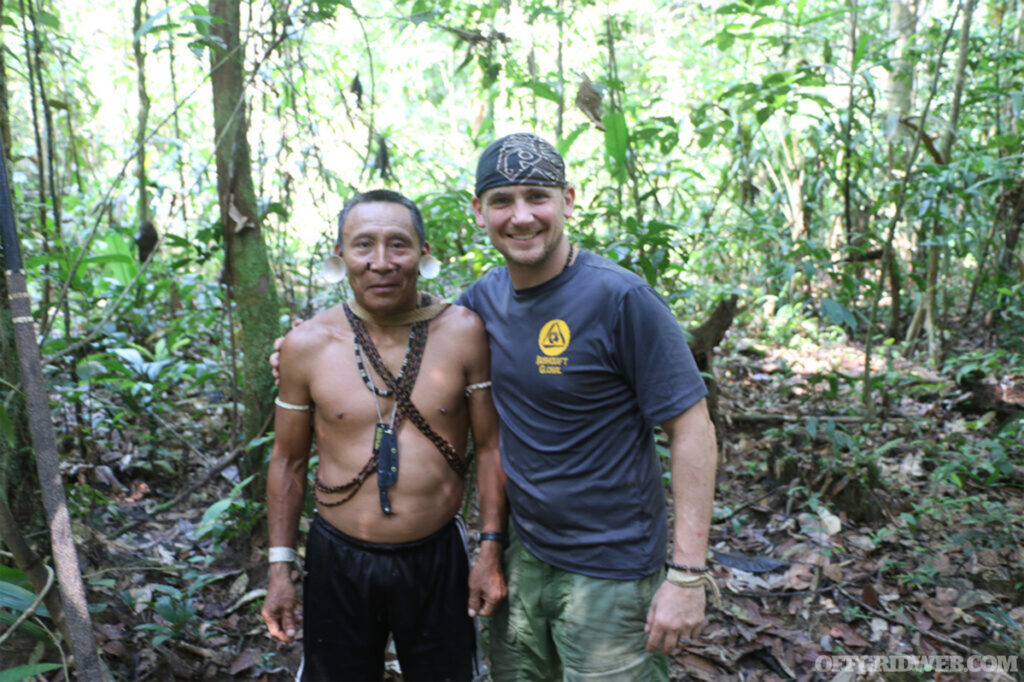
[465,381,492,397]
[275,396,311,411]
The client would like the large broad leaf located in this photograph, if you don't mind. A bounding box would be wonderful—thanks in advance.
[601,112,629,182]
[0,579,50,618]
[0,664,64,682]
[103,233,138,286]
[0,610,51,643]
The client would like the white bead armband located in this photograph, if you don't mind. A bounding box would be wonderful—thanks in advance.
[275,396,311,411]
[464,381,492,397]
[268,546,301,565]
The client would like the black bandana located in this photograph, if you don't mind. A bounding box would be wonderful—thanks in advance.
[475,133,566,197]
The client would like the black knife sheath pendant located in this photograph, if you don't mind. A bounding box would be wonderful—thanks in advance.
[374,422,398,514]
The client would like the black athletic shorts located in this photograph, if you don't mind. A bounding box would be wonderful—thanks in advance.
[299,514,479,682]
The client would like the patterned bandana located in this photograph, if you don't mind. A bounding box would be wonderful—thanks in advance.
[475,133,566,196]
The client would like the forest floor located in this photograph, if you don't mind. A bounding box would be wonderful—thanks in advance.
[5,325,1023,681]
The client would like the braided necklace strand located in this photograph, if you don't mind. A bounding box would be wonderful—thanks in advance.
[353,325,416,397]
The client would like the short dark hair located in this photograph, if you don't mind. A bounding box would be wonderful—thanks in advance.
[336,189,426,249]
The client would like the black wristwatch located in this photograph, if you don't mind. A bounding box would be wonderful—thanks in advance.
[479,531,509,548]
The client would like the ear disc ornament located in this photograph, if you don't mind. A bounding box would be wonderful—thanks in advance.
[322,255,347,282]
[418,254,441,280]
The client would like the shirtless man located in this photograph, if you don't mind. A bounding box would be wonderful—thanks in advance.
[260,189,506,681]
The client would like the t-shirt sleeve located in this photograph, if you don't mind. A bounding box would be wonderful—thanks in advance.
[455,287,473,310]
[613,285,708,427]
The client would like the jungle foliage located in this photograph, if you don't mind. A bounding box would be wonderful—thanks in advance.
[0,0,1022,678]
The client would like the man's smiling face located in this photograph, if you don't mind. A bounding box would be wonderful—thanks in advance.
[472,184,575,275]
[340,201,427,315]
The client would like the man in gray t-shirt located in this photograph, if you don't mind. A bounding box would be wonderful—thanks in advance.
[464,133,718,681]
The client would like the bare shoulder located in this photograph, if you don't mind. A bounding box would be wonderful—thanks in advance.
[432,303,486,342]
[281,305,347,359]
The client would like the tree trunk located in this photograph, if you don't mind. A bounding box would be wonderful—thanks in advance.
[1,150,104,682]
[0,0,42,532]
[885,0,916,147]
[209,0,280,490]
[133,0,151,225]
[0,0,10,155]
[884,0,916,338]
[922,0,976,367]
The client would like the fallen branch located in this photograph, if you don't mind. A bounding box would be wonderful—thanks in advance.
[726,412,912,424]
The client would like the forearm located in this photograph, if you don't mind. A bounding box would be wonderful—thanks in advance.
[476,443,508,534]
[666,403,717,566]
[266,451,308,550]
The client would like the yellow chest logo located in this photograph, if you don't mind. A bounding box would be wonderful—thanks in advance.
[538,319,571,356]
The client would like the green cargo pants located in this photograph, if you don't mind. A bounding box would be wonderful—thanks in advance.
[488,527,669,682]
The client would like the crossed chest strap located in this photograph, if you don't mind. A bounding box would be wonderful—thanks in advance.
[313,299,468,508]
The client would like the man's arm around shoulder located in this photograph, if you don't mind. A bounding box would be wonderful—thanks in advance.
[450,305,509,619]
[261,329,316,644]
[644,398,717,656]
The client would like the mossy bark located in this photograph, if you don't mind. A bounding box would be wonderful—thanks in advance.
[209,0,280,492]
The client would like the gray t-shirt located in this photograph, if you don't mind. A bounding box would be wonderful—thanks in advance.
[458,250,707,579]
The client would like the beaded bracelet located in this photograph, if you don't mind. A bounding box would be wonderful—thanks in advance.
[666,560,709,573]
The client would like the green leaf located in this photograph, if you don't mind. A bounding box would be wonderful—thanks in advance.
[0,566,31,590]
[601,111,629,181]
[35,10,60,30]
[0,403,13,445]
[821,297,857,330]
[103,233,137,285]
[134,6,173,41]
[0,610,51,643]
[0,580,50,618]
[556,125,587,157]
[988,134,1022,149]
[0,664,63,682]
[794,0,807,24]
[519,81,561,104]
[712,30,735,51]
[851,33,870,72]
[87,254,135,266]
[198,498,232,534]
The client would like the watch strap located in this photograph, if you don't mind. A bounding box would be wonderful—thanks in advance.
[479,531,508,548]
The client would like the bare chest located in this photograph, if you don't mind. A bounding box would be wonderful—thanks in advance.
[307,334,467,432]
